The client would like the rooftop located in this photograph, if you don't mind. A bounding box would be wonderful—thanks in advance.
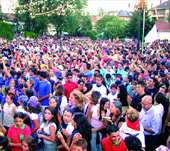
[156,22,170,32]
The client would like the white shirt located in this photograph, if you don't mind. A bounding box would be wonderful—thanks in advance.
[93,84,107,97]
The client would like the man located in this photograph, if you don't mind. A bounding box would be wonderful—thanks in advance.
[129,81,137,100]
[102,125,126,151]
[64,72,78,100]
[72,138,88,151]
[124,135,143,151]
[131,81,146,112]
[139,95,160,151]
[147,77,158,99]
[38,71,51,109]
[93,74,107,97]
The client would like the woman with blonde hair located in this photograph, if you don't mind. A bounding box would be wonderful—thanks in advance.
[119,108,145,148]
[68,89,90,114]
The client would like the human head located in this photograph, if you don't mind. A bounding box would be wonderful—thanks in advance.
[141,95,152,111]
[110,101,122,114]
[118,63,124,70]
[95,74,103,86]
[77,79,85,92]
[14,112,25,128]
[55,84,65,97]
[124,75,132,84]
[83,82,92,94]
[6,92,15,104]
[154,92,166,105]
[124,135,142,151]
[18,95,28,109]
[22,136,37,151]
[137,81,146,95]
[110,84,117,94]
[131,81,137,90]
[148,77,158,89]
[63,108,74,124]
[0,136,8,150]
[25,89,34,98]
[44,106,56,123]
[99,97,110,120]
[26,79,34,89]
[159,86,168,96]
[91,91,101,104]
[28,96,41,114]
[72,138,88,151]
[126,108,139,122]
[49,95,58,109]
[106,125,120,144]
[72,113,91,141]
[66,72,73,83]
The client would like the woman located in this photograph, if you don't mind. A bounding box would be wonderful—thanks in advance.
[57,112,91,151]
[108,101,125,128]
[7,112,31,151]
[83,82,93,100]
[119,108,145,148]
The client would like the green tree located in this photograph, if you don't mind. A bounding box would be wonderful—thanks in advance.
[125,9,155,40]
[95,14,128,39]
[0,21,14,40]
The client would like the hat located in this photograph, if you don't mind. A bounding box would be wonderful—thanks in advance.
[19,95,28,106]
[55,71,62,79]
[113,101,122,113]
[29,96,38,108]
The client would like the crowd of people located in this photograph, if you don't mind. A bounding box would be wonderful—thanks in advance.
[0,34,169,151]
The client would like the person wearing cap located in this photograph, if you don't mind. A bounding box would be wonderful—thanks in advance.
[102,125,126,151]
[109,101,125,128]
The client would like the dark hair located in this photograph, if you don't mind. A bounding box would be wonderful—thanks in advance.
[73,138,88,150]
[66,72,72,77]
[73,113,91,144]
[6,92,15,101]
[124,135,142,151]
[106,125,119,135]
[137,81,146,88]
[99,97,109,120]
[117,84,128,106]
[14,112,25,119]
[22,136,37,151]
[25,89,34,99]
[3,86,14,95]
[127,75,132,82]
[30,67,37,75]
[77,79,85,85]
[43,106,57,124]
[55,84,65,97]
[39,71,47,79]
[155,92,166,104]
[91,91,101,104]
[150,77,159,90]
[0,136,8,148]
[86,63,91,70]
[83,82,92,94]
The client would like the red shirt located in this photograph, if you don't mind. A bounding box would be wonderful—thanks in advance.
[7,124,31,151]
[64,81,78,100]
[102,136,126,151]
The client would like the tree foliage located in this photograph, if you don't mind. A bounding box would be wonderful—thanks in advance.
[0,21,14,40]
[125,9,155,40]
[16,0,88,36]
[95,14,128,39]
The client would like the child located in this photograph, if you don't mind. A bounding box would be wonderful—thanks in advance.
[57,108,74,150]
[37,106,57,151]
[7,112,31,151]
[3,93,17,133]
[22,136,37,151]
[72,138,88,151]
[49,96,62,126]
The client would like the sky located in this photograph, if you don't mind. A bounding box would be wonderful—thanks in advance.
[0,0,167,14]
[85,0,167,15]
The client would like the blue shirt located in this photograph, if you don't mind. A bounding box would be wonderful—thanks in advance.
[117,69,127,80]
[5,75,14,86]
[38,80,51,106]
[139,106,160,135]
